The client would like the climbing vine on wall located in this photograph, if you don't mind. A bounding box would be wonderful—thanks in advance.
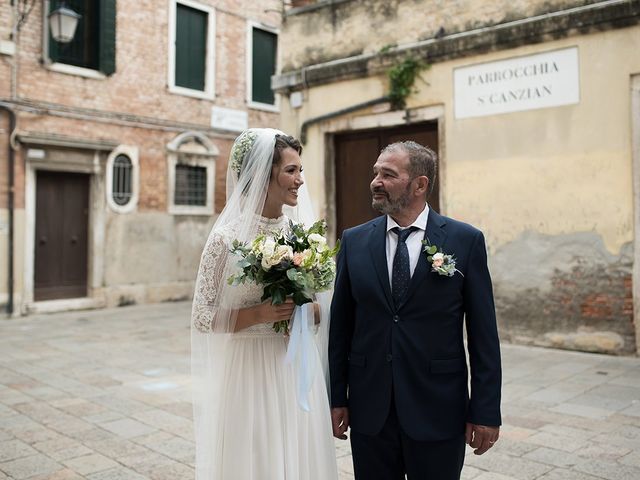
[387,56,430,110]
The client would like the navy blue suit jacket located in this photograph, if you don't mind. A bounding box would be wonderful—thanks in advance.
[329,209,502,442]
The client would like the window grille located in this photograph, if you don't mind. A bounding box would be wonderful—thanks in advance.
[112,154,133,206]
[175,164,207,206]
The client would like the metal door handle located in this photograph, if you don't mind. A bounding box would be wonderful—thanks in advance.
[39,236,47,245]
[70,235,78,244]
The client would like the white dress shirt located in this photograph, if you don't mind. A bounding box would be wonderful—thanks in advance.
[386,203,430,288]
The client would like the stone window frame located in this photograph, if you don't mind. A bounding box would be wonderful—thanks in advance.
[167,0,216,100]
[106,145,139,214]
[19,133,117,314]
[246,21,280,112]
[167,131,219,216]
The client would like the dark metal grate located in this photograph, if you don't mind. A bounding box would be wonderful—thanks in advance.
[112,154,133,206]
[175,164,207,206]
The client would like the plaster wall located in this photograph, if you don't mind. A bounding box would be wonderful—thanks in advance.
[280,27,639,353]
[282,0,598,70]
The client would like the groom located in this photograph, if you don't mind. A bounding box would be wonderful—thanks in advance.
[329,141,502,479]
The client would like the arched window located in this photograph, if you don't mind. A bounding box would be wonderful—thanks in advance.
[106,146,139,213]
[112,154,133,206]
[167,131,219,215]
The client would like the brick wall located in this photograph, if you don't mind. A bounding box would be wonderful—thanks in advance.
[1,0,284,213]
[0,0,289,311]
[0,2,12,42]
[13,1,281,123]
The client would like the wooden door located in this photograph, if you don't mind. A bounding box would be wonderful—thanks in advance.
[34,171,89,301]
[334,122,439,237]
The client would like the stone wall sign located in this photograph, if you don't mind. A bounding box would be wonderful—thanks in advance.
[210,106,248,132]
[454,47,579,119]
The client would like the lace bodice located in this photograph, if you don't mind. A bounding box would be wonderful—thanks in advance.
[192,214,290,335]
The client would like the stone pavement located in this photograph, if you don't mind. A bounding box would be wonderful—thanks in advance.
[1,302,639,480]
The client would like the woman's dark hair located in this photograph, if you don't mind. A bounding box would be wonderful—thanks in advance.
[273,134,302,164]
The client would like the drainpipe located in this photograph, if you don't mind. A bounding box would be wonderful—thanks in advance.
[1,105,16,315]
[299,96,390,144]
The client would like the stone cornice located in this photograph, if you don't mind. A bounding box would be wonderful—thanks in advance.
[273,0,640,93]
[0,98,239,139]
[17,132,119,151]
[285,0,353,16]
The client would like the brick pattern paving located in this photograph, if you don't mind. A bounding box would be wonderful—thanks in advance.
[1,302,640,479]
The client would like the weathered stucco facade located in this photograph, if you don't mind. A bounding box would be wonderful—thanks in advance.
[276,0,640,354]
[1,1,281,315]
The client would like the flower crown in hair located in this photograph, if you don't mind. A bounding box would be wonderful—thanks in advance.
[229,130,258,176]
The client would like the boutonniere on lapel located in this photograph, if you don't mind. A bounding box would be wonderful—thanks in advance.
[422,240,464,277]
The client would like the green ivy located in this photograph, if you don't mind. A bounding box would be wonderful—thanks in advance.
[387,56,429,110]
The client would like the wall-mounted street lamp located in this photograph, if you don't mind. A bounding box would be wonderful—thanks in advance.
[47,3,81,43]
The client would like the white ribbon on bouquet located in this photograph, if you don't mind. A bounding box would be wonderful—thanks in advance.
[284,302,317,411]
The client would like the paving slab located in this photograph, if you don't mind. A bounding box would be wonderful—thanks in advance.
[1,301,639,480]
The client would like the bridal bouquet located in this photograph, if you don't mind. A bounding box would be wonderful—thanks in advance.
[228,220,340,333]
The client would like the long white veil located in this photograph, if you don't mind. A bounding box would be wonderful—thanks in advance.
[190,128,331,479]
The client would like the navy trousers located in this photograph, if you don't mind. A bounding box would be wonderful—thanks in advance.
[350,397,466,480]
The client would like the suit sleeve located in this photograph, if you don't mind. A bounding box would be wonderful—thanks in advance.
[464,231,502,426]
[329,230,355,408]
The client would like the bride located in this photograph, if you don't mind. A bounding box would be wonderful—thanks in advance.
[191,128,339,479]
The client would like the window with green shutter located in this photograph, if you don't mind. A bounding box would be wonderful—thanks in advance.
[99,0,117,75]
[175,4,207,91]
[251,27,277,106]
[48,0,116,75]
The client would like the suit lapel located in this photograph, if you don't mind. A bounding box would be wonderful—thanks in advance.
[368,216,394,310]
[399,209,447,309]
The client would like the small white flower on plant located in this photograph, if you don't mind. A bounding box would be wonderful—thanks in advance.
[260,237,276,255]
[308,233,327,245]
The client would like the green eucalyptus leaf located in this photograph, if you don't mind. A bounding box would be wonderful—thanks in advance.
[272,288,285,305]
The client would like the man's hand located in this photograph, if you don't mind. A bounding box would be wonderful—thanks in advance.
[331,407,349,440]
[466,423,499,455]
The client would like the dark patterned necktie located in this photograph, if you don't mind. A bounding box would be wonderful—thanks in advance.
[391,226,419,308]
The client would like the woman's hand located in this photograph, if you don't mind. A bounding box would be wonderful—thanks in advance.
[235,298,295,331]
[254,298,296,324]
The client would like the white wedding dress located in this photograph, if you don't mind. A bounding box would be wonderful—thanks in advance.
[194,214,339,480]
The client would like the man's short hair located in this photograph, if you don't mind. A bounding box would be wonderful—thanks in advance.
[381,141,438,197]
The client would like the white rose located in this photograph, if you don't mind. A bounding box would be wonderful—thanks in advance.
[432,252,445,268]
[261,257,272,270]
[274,245,294,262]
[259,238,278,270]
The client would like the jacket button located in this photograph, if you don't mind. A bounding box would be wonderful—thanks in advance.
[386,354,393,362]
[393,315,399,323]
